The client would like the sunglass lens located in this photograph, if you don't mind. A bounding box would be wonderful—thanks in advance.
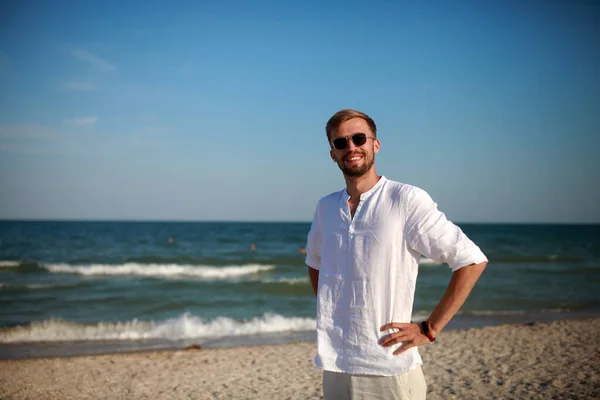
[333,138,347,150]
[352,133,367,146]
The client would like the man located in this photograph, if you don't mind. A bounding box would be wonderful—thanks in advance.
[305,109,488,399]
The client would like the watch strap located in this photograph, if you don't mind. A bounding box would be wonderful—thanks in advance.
[421,321,436,342]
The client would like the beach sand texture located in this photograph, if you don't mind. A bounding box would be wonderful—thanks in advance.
[1,317,598,399]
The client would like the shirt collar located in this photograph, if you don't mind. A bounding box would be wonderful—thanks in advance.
[342,175,387,201]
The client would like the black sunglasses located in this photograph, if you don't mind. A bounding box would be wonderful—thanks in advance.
[331,133,373,150]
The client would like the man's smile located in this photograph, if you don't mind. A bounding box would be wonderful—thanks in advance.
[345,153,364,164]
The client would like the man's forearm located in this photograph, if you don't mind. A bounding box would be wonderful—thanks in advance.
[427,261,487,336]
[308,266,319,297]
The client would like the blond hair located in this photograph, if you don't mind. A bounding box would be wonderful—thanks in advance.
[325,109,377,141]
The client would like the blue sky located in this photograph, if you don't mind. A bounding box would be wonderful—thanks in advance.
[1,0,598,223]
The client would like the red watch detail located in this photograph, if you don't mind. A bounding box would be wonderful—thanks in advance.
[421,321,436,342]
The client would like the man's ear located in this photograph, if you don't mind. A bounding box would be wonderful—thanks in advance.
[374,139,381,154]
[330,149,336,162]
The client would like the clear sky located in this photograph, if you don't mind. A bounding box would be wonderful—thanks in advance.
[1,0,598,223]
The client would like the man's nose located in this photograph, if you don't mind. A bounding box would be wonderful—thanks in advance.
[345,138,358,150]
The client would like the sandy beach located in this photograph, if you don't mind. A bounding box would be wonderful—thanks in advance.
[1,317,598,399]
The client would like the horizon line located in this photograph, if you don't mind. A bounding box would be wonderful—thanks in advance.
[0,218,598,225]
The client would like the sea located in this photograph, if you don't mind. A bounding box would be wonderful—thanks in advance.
[1,221,599,360]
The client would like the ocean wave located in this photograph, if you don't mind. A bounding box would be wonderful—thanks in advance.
[0,261,20,268]
[0,313,317,343]
[43,263,274,279]
[262,277,310,285]
[125,255,306,267]
[418,255,586,266]
[419,258,444,266]
[410,311,430,322]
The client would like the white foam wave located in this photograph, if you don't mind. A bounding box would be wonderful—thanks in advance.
[410,312,430,322]
[419,257,443,266]
[0,313,317,343]
[43,263,274,279]
[263,277,310,285]
[0,261,20,268]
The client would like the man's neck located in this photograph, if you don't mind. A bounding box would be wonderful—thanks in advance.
[344,169,381,199]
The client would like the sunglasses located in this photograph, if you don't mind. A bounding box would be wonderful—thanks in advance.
[331,133,373,150]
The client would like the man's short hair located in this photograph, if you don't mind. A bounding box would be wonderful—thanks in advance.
[325,109,377,141]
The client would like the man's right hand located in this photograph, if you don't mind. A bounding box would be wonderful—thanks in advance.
[378,322,430,356]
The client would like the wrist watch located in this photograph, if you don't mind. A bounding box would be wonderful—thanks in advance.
[421,321,436,342]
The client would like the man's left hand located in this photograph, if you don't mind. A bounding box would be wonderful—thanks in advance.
[379,322,430,355]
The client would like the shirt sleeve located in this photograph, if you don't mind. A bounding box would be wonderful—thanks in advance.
[404,187,488,271]
[305,202,322,270]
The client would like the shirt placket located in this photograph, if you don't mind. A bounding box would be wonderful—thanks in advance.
[347,196,366,270]
[339,194,352,275]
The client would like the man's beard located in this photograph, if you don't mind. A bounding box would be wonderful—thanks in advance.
[337,153,375,177]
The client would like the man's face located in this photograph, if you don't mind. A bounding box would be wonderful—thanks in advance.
[329,117,380,177]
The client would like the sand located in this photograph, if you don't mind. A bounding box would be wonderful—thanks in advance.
[1,317,598,399]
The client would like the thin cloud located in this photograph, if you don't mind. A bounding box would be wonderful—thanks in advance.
[63,116,98,127]
[69,48,116,71]
[64,81,98,91]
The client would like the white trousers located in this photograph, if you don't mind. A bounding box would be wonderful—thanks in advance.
[323,365,427,400]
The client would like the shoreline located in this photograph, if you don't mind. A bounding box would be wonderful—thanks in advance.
[1,308,599,361]
[0,316,598,399]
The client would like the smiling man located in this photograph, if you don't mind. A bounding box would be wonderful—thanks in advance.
[305,109,488,399]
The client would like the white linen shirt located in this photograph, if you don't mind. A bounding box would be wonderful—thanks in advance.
[305,176,488,376]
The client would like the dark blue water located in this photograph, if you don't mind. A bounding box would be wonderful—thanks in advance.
[0,221,599,358]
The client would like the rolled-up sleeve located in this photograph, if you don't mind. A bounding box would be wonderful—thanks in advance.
[305,202,322,270]
[405,187,488,271]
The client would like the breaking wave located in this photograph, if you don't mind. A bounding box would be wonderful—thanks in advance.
[0,261,20,268]
[43,263,274,280]
[419,258,443,266]
[262,277,310,285]
[0,313,316,343]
